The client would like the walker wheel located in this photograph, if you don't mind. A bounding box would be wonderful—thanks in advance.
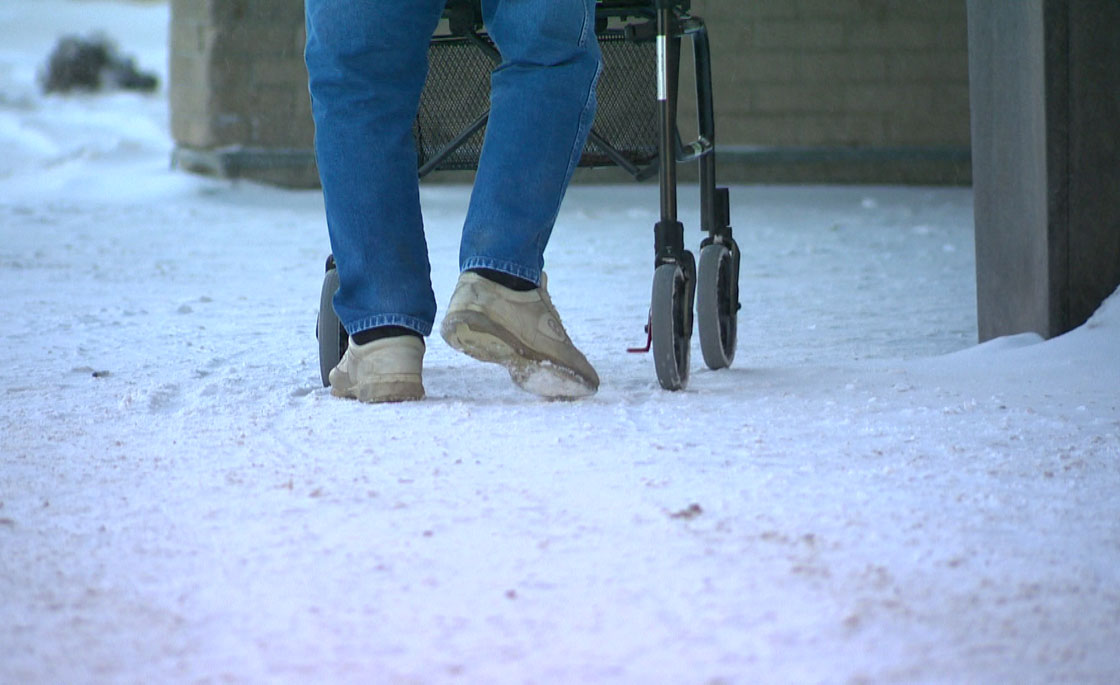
[696,242,739,370]
[317,257,347,387]
[651,259,694,391]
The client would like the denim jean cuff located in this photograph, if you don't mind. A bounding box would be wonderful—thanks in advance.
[345,314,432,338]
[461,256,541,286]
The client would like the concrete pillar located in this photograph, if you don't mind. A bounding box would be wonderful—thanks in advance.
[169,0,318,188]
[967,0,1120,341]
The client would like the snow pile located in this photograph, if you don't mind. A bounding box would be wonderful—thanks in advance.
[2,1,1118,683]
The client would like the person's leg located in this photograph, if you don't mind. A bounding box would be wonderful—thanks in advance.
[441,0,602,399]
[305,0,446,338]
[459,0,602,284]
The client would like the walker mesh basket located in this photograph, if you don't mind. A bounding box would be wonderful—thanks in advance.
[413,37,492,172]
[414,26,661,176]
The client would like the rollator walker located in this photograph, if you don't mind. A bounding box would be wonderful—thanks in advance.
[317,0,741,391]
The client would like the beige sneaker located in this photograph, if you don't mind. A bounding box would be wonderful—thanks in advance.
[440,271,599,399]
[328,335,425,403]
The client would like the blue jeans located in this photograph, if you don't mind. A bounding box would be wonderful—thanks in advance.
[305,0,601,337]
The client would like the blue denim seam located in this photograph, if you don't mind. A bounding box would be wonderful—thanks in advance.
[345,314,433,338]
[461,256,541,285]
[521,25,601,267]
[577,0,592,47]
[542,57,602,254]
[539,1,601,260]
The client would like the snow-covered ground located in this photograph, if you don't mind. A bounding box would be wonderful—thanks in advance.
[2,1,1118,683]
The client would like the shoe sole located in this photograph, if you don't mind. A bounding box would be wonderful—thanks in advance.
[330,380,424,404]
[441,310,595,400]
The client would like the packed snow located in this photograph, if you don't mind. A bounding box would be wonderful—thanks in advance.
[2,1,1118,682]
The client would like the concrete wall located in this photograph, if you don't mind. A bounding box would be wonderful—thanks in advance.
[168,0,971,186]
[688,0,971,183]
[968,0,1120,340]
[169,0,316,187]
[1064,0,1120,335]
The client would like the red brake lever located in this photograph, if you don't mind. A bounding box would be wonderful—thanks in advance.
[627,313,652,353]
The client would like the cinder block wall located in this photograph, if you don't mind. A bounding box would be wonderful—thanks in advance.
[169,0,316,187]
[167,0,971,186]
[687,0,971,183]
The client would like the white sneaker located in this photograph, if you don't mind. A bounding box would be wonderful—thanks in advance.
[328,335,425,403]
[440,271,599,399]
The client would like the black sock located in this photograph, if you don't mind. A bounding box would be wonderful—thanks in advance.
[352,325,422,345]
[470,267,536,292]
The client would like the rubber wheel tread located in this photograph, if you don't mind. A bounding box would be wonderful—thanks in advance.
[651,263,691,391]
[697,243,737,370]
